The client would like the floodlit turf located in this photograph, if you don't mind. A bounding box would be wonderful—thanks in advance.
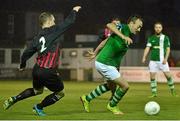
[0,80,180,120]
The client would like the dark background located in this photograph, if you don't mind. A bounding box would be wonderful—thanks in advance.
[0,0,180,49]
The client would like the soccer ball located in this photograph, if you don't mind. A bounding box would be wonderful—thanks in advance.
[144,101,160,115]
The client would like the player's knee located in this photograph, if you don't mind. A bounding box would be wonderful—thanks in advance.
[150,73,156,79]
[57,76,64,90]
[34,89,43,95]
[107,82,116,90]
[122,84,129,91]
[36,91,43,95]
[125,85,130,91]
[55,91,65,101]
[58,91,65,97]
[57,79,64,91]
[164,73,171,79]
[59,83,64,91]
[151,76,156,80]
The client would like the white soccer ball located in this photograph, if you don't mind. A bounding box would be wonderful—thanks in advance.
[144,101,160,115]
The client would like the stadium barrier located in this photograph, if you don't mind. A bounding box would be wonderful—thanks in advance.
[0,48,179,82]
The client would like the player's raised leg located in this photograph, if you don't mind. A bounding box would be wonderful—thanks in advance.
[3,88,43,110]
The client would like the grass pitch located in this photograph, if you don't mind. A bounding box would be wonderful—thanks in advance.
[0,80,180,120]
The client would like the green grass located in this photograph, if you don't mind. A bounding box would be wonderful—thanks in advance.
[0,80,180,120]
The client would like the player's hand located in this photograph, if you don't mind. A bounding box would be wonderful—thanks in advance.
[122,36,133,45]
[86,50,96,61]
[73,6,82,12]
[18,67,25,72]
[162,59,167,65]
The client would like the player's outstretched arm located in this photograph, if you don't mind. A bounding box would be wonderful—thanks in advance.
[86,38,108,61]
[59,6,81,28]
[54,6,81,41]
[94,38,108,55]
[19,49,35,70]
[86,50,96,61]
[19,42,37,70]
[142,47,150,63]
[107,23,133,45]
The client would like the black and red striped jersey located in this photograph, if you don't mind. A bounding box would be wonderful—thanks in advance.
[20,10,77,69]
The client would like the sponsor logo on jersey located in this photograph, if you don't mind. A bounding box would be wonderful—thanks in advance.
[153,46,160,49]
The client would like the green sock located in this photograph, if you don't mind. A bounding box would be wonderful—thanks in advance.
[109,88,127,107]
[151,79,157,95]
[86,83,110,102]
[167,77,175,91]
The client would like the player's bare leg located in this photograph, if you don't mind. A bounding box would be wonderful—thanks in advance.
[107,77,129,115]
[107,82,117,100]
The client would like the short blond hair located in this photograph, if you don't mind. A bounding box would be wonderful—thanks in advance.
[39,12,53,26]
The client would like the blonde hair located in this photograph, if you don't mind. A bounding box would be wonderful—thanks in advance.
[39,12,53,27]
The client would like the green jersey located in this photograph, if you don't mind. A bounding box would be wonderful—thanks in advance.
[96,24,131,67]
[146,34,170,61]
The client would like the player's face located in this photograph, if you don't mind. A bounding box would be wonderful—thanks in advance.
[154,24,163,35]
[49,15,55,26]
[46,15,55,27]
[130,19,143,34]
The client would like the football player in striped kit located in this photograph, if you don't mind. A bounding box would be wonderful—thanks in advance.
[3,6,81,116]
[142,22,177,98]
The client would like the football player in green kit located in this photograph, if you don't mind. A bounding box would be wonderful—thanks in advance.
[142,22,177,98]
[81,15,143,115]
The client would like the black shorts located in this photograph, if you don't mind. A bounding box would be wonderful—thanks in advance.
[32,64,64,92]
